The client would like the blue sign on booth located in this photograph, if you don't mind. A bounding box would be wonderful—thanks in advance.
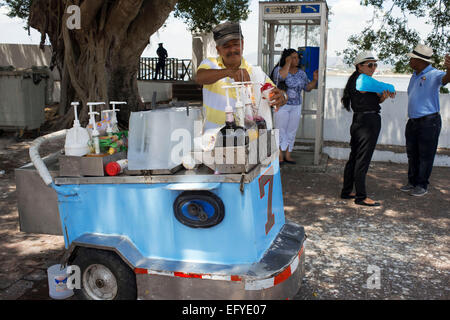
[301,5,320,13]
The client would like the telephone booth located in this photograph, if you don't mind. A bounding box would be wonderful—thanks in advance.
[258,1,328,165]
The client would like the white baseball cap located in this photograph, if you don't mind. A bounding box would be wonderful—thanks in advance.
[407,44,433,63]
[353,50,378,66]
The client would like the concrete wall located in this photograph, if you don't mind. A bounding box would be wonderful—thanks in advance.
[323,88,450,148]
[191,32,216,77]
[49,80,172,104]
[138,81,172,103]
[321,88,450,166]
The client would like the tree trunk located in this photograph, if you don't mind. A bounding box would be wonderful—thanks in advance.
[29,0,178,128]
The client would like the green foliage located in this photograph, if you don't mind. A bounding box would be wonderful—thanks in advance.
[2,0,251,34]
[339,0,449,73]
[0,0,31,20]
[173,0,250,33]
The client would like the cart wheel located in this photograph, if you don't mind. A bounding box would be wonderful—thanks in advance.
[72,247,137,300]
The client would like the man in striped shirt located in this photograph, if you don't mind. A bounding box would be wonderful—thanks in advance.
[195,22,288,130]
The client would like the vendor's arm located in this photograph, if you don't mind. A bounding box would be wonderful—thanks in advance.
[195,68,250,85]
[305,70,319,92]
[442,54,450,86]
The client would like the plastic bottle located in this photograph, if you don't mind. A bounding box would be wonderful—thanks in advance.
[234,87,245,127]
[64,102,90,156]
[105,159,128,176]
[109,101,127,133]
[87,102,104,154]
[102,110,114,136]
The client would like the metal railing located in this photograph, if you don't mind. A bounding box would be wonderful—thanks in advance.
[138,58,192,82]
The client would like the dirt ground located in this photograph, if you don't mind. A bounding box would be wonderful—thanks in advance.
[0,129,449,300]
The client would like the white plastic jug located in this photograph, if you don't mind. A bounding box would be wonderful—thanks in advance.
[65,125,90,156]
[64,102,90,156]
[47,264,74,300]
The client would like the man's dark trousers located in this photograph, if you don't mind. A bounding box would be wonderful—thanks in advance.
[405,113,441,190]
[155,60,165,80]
[342,113,381,201]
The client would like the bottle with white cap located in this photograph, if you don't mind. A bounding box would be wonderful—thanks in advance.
[101,110,114,136]
[234,87,245,127]
[64,102,90,156]
[87,102,105,154]
[109,101,126,133]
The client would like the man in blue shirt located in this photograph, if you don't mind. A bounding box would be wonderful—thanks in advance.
[400,44,450,196]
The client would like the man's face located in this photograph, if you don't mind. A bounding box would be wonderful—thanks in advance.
[216,39,244,67]
[409,57,427,71]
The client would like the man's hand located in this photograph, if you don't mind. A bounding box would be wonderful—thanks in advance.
[269,87,287,109]
[229,68,251,82]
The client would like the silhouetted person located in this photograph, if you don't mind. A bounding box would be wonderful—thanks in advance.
[154,43,168,80]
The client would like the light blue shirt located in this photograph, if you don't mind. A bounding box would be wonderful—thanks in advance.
[407,65,445,119]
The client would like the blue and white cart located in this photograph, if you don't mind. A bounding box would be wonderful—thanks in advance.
[28,130,306,300]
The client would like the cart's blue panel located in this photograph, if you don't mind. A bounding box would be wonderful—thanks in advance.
[55,161,285,265]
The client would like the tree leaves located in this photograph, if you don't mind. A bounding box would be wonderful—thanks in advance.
[173,0,250,33]
[339,0,449,72]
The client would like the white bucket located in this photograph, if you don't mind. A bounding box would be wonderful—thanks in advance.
[47,264,74,300]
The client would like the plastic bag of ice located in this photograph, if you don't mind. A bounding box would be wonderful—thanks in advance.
[356,73,396,94]
[127,107,203,170]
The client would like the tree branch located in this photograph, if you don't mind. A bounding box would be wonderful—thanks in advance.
[80,0,105,30]
[105,0,145,37]
[124,0,178,56]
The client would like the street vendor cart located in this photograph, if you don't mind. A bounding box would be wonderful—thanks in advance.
[22,99,306,300]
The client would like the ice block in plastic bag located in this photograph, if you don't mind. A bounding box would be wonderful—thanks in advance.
[356,73,396,94]
[127,107,202,170]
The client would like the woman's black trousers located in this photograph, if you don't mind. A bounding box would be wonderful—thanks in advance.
[341,112,381,201]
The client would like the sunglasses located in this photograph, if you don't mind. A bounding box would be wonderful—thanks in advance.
[361,62,378,68]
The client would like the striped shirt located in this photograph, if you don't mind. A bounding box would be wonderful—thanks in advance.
[197,56,274,130]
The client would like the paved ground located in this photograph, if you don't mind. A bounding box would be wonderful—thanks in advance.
[0,130,449,300]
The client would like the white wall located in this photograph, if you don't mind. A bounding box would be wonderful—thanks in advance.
[51,80,173,104]
[323,88,450,148]
[137,81,172,103]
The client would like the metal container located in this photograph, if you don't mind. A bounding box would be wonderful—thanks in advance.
[0,67,49,131]
[15,152,62,235]
[201,129,277,174]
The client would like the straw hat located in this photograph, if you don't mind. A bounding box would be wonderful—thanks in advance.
[353,51,377,66]
[407,44,433,63]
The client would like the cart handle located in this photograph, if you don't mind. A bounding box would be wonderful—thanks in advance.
[29,129,67,186]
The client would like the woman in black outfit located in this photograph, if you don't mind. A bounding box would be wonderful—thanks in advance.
[340,51,395,206]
